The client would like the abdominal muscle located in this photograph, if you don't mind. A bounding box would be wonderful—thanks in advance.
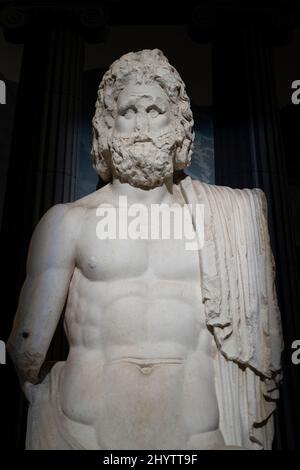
[59,292,220,449]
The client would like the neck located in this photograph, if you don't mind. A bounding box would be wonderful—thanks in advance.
[111,178,173,206]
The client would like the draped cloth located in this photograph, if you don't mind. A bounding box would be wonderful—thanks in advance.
[179,177,283,450]
[25,362,100,449]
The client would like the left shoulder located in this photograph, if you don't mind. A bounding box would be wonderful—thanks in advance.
[189,178,267,205]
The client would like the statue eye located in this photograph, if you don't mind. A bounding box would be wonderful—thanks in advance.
[147,107,160,118]
[123,107,136,119]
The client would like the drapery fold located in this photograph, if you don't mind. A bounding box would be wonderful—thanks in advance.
[180,177,283,449]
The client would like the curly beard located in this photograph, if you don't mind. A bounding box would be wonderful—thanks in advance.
[109,130,177,189]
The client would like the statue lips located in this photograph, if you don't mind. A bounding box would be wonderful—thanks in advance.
[133,134,153,144]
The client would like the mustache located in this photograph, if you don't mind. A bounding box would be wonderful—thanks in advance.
[111,130,175,146]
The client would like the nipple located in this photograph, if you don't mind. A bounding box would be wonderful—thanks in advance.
[88,256,97,269]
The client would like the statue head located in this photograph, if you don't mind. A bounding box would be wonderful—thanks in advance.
[91,49,194,189]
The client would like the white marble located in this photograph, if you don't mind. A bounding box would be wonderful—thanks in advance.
[8,49,283,450]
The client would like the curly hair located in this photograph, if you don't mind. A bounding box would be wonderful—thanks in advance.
[91,49,194,182]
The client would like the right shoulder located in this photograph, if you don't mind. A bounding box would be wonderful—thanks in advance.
[27,203,86,274]
[35,202,86,237]
[32,185,112,247]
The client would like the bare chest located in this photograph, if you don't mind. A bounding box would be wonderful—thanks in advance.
[76,212,201,283]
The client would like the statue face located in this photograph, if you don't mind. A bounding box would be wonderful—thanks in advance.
[113,83,172,137]
[109,81,177,189]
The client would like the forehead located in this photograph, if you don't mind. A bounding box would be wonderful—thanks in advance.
[117,82,169,106]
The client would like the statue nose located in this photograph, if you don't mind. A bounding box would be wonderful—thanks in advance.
[135,111,148,132]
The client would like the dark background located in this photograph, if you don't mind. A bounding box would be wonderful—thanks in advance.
[0,0,300,450]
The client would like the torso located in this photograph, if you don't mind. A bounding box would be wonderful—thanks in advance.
[59,184,220,449]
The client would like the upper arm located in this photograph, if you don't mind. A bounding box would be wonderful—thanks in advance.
[26,204,78,276]
[7,203,83,383]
